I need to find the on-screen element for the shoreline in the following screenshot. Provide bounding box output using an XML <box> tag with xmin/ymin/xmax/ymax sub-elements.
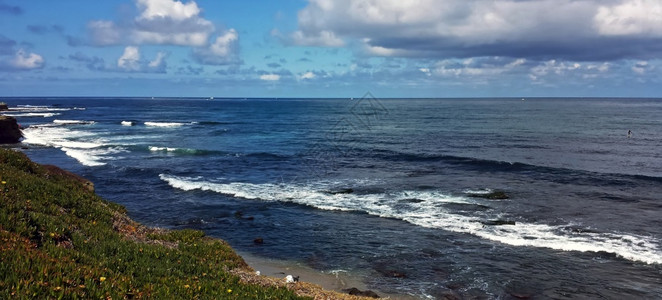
<box><xmin>0</xmin><ymin>147</ymin><xmax>381</xmax><ymax>299</ymax></box>
<box><xmin>238</xmin><ymin>251</ymin><xmax>418</xmax><ymax>300</ymax></box>
<box><xmin>239</xmin><ymin>251</ymin><xmax>417</xmax><ymax>299</ymax></box>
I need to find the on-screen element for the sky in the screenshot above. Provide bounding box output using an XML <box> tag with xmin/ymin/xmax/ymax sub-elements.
<box><xmin>0</xmin><ymin>0</ymin><xmax>661</xmax><ymax>98</ymax></box>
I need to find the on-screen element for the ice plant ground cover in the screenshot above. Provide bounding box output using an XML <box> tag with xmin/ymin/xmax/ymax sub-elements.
<box><xmin>0</xmin><ymin>148</ymin><xmax>306</xmax><ymax>299</ymax></box>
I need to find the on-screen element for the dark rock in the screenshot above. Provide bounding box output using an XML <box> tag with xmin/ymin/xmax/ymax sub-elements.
<box><xmin>503</xmin><ymin>280</ymin><xmax>540</xmax><ymax>299</ymax></box>
<box><xmin>234</xmin><ymin>211</ymin><xmax>255</xmax><ymax>221</ymax></box>
<box><xmin>400</xmin><ymin>198</ymin><xmax>425</xmax><ymax>203</ymax></box>
<box><xmin>482</xmin><ymin>220</ymin><xmax>516</xmax><ymax>226</ymax></box>
<box><xmin>253</xmin><ymin>237</ymin><xmax>264</xmax><ymax>245</ymax></box>
<box><xmin>0</xmin><ymin>102</ymin><xmax>8</xmax><ymax>111</ymax></box>
<box><xmin>468</xmin><ymin>190</ymin><xmax>509</xmax><ymax>200</ymax></box>
<box><xmin>439</xmin><ymin>291</ymin><xmax>462</xmax><ymax>300</ymax></box>
<box><xmin>343</xmin><ymin>287</ymin><xmax>380</xmax><ymax>298</ymax></box>
<box><xmin>377</xmin><ymin>269</ymin><xmax>407</xmax><ymax>278</ymax></box>
<box><xmin>324</xmin><ymin>188</ymin><xmax>354</xmax><ymax>195</ymax></box>
<box><xmin>0</xmin><ymin>116</ymin><xmax>22</xmax><ymax>144</ymax></box>
<box><xmin>42</xmin><ymin>165</ymin><xmax>94</xmax><ymax>192</ymax></box>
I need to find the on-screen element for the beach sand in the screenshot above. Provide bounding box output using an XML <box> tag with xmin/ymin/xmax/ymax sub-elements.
<box><xmin>239</xmin><ymin>252</ymin><xmax>418</xmax><ymax>299</ymax></box>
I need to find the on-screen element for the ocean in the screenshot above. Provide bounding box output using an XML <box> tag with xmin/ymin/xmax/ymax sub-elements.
<box><xmin>4</xmin><ymin>97</ymin><xmax>662</xmax><ymax>299</ymax></box>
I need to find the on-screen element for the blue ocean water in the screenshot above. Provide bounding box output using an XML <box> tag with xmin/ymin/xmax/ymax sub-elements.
<box><xmin>5</xmin><ymin>97</ymin><xmax>662</xmax><ymax>299</ymax></box>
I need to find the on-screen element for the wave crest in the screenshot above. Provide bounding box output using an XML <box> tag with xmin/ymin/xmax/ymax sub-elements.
<box><xmin>159</xmin><ymin>174</ymin><xmax>662</xmax><ymax>265</ymax></box>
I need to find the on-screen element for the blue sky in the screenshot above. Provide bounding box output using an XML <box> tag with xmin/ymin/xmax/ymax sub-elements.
<box><xmin>0</xmin><ymin>0</ymin><xmax>661</xmax><ymax>98</ymax></box>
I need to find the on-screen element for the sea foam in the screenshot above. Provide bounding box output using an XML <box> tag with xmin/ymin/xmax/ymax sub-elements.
<box><xmin>53</xmin><ymin>120</ymin><xmax>96</xmax><ymax>125</ymax></box>
<box><xmin>21</xmin><ymin>123</ymin><xmax>123</xmax><ymax>167</ymax></box>
<box><xmin>2</xmin><ymin>112</ymin><xmax>61</xmax><ymax>118</ymax></box>
<box><xmin>159</xmin><ymin>174</ymin><xmax>662</xmax><ymax>265</ymax></box>
<box><xmin>144</xmin><ymin>121</ymin><xmax>189</xmax><ymax>128</ymax></box>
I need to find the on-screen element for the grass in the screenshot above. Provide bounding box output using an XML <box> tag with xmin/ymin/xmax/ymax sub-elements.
<box><xmin>0</xmin><ymin>148</ymin><xmax>308</xmax><ymax>299</ymax></box>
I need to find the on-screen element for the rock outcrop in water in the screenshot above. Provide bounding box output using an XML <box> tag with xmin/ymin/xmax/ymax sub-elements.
<box><xmin>0</xmin><ymin>116</ymin><xmax>22</xmax><ymax>144</ymax></box>
<box><xmin>324</xmin><ymin>188</ymin><xmax>354</xmax><ymax>195</ymax></box>
<box><xmin>482</xmin><ymin>219</ymin><xmax>516</xmax><ymax>226</ymax></box>
<box><xmin>468</xmin><ymin>190</ymin><xmax>509</xmax><ymax>200</ymax></box>
<box><xmin>0</xmin><ymin>102</ymin><xmax>8</xmax><ymax>111</ymax></box>
<box><xmin>343</xmin><ymin>287</ymin><xmax>380</xmax><ymax>298</ymax></box>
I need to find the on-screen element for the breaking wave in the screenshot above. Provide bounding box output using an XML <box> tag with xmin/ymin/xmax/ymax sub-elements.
<box><xmin>159</xmin><ymin>174</ymin><xmax>662</xmax><ymax>265</ymax></box>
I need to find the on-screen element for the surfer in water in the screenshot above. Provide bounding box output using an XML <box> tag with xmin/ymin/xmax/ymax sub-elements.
<box><xmin>628</xmin><ymin>130</ymin><xmax>632</xmax><ymax>138</ymax></box>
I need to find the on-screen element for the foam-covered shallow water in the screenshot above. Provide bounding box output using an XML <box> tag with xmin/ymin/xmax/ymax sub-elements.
<box><xmin>6</xmin><ymin>97</ymin><xmax>662</xmax><ymax>299</ymax></box>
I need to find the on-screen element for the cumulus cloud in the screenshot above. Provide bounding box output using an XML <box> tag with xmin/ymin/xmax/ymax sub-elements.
<box><xmin>631</xmin><ymin>61</ymin><xmax>651</xmax><ymax>74</ymax></box>
<box><xmin>88</xmin><ymin>0</ymin><xmax>214</xmax><ymax>47</ymax></box>
<box><xmin>433</xmin><ymin>57</ymin><xmax>527</xmax><ymax>77</ymax></box>
<box><xmin>192</xmin><ymin>29</ymin><xmax>240</xmax><ymax>65</ymax></box>
<box><xmin>87</xmin><ymin>0</ymin><xmax>239</xmax><ymax>66</ymax></box>
<box><xmin>298</xmin><ymin>71</ymin><xmax>316</xmax><ymax>80</ymax></box>
<box><xmin>118</xmin><ymin>46</ymin><xmax>141</xmax><ymax>71</ymax></box>
<box><xmin>117</xmin><ymin>46</ymin><xmax>168</xmax><ymax>73</ymax></box>
<box><xmin>595</xmin><ymin>0</ymin><xmax>662</xmax><ymax>36</ymax></box>
<box><xmin>291</xmin><ymin>0</ymin><xmax>662</xmax><ymax>61</ymax></box>
<box><xmin>0</xmin><ymin>49</ymin><xmax>45</xmax><ymax>70</ymax></box>
<box><xmin>260</xmin><ymin>74</ymin><xmax>280</xmax><ymax>81</ymax></box>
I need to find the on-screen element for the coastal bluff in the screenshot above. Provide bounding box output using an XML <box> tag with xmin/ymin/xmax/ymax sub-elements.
<box><xmin>0</xmin><ymin>115</ymin><xmax>22</xmax><ymax>144</ymax></box>
<box><xmin>0</xmin><ymin>148</ymin><xmax>374</xmax><ymax>299</ymax></box>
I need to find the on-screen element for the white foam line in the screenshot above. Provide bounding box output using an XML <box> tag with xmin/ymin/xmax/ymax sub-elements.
<box><xmin>61</xmin><ymin>148</ymin><xmax>106</xmax><ymax>167</ymax></box>
<box><xmin>53</xmin><ymin>119</ymin><xmax>96</xmax><ymax>125</ymax></box>
<box><xmin>159</xmin><ymin>174</ymin><xmax>662</xmax><ymax>265</ymax></box>
<box><xmin>144</xmin><ymin>121</ymin><xmax>188</xmax><ymax>127</ymax></box>
<box><xmin>2</xmin><ymin>112</ymin><xmax>61</xmax><ymax>117</ymax></box>
<box><xmin>149</xmin><ymin>146</ymin><xmax>178</xmax><ymax>152</ymax></box>
<box><xmin>21</xmin><ymin>125</ymin><xmax>117</xmax><ymax>167</ymax></box>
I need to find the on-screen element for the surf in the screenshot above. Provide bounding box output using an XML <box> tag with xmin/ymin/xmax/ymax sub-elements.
<box><xmin>159</xmin><ymin>174</ymin><xmax>662</xmax><ymax>265</ymax></box>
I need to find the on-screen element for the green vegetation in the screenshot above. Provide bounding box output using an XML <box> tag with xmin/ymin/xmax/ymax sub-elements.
<box><xmin>0</xmin><ymin>148</ymin><xmax>305</xmax><ymax>299</ymax></box>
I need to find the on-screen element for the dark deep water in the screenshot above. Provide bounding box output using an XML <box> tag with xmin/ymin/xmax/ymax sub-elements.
<box><xmin>5</xmin><ymin>97</ymin><xmax>662</xmax><ymax>299</ymax></box>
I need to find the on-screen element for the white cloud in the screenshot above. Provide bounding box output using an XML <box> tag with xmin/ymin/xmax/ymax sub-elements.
<box><xmin>137</xmin><ymin>0</ymin><xmax>200</xmax><ymax>21</ymax></box>
<box><xmin>117</xmin><ymin>46</ymin><xmax>168</xmax><ymax>72</ymax></box>
<box><xmin>291</xmin><ymin>0</ymin><xmax>662</xmax><ymax>61</ymax></box>
<box><xmin>632</xmin><ymin>61</ymin><xmax>649</xmax><ymax>74</ymax></box>
<box><xmin>10</xmin><ymin>49</ymin><xmax>45</xmax><ymax>70</ymax></box>
<box><xmin>260</xmin><ymin>74</ymin><xmax>280</xmax><ymax>81</ymax></box>
<box><xmin>290</xmin><ymin>30</ymin><xmax>345</xmax><ymax>47</ymax></box>
<box><xmin>192</xmin><ymin>29</ymin><xmax>240</xmax><ymax>65</ymax></box>
<box><xmin>209</xmin><ymin>29</ymin><xmax>238</xmax><ymax>57</ymax></box>
<box><xmin>118</xmin><ymin>46</ymin><xmax>141</xmax><ymax>71</ymax></box>
<box><xmin>298</xmin><ymin>71</ymin><xmax>316</xmax><ymax>80</ymax></box>
<box><xmin>149</xmin><ymin>51</ymin><xmax>168</xmax><ymax>68</ymax></box>
<box><xmin>89</xmin><ymin>0</ymin><xmax>215</xmax><ymax>47</ymax></box>
<box><xmin>595</xmin><ymin>0</ymin><xmax>662</xmax><ymax>36</ymax></box>
<box><xmin>87</xmin><ymin>0</ymin><xmax>241</xmax><ymax>66</ymax></box>
<box><xmin>432</xmin><ymin>57</ymin><xmax>527</xmax><ymax>77</ymax></box>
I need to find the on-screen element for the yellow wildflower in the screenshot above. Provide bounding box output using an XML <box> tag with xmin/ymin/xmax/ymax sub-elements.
<box><xmin>1</xmin><ymin>181</ymin><xmax>6</xmax><ymax>184</ymax></box>
<box><xmin>227</xmin><ymin>289</ymin><xmax>232</xmax><ymax>293</ymax></box>
<box><xmin>184</xmin><ymin>284</ymin><xmax>190</xmax><ymax>289</ymax></box>
<box><xmin>99</xmin><ymin>277</ymin><xmax>106</xmax><ymax>282</ymax></box>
